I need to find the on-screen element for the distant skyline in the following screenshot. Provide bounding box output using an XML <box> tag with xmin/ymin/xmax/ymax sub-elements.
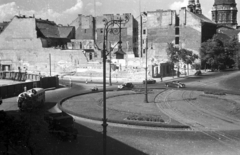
<box><xmin>0</xmin><ymin>0</ymin><xmax>240</xmax><ymax>25</ymax></box>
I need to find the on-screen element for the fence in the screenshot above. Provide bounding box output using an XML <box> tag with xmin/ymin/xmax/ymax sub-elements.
<box><xmin>0</xmin><ymin>72</ymin><xmax>59</xmax><ymax>99</ymax></box>
<box><xmin>0</xmin><ymin>71</ymin><xmax>40</xmax><ymax>81</ymax></box>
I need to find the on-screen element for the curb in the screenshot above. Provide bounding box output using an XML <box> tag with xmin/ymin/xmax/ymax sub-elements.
<box><xmin>57</xmin><ymin>89</ymin><xmax>190</xmax><ymax>129</ymax></box>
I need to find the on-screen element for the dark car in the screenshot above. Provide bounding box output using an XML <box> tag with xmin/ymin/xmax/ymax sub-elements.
<box><xmin>91</xmin><ymin>86</ymin><xmax>99</xmax><ymax>92</ymax></box>
<box><xmin>143</xmin><ymin>79</ymin><xmax>156</xmax><ymax>84</ymax></box>
<box><xmin>165</xmin><ymin>81</ymin><xmax>186</xmax><ymax>88</ymax></box>
<box><xmin>194</xmin><ymin>70</ymin><xmax>202</xmax><ymax>76</ymax></box>
<box><xmin>117</xmin><ymin>82</ymin><xmax>134</xmax><ymax>90</ymax></box>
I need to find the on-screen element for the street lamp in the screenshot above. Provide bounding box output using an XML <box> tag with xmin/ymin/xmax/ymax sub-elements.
<box><xmin>101</xmin><ymin>15</ymin><xmax>129</xmax><ymax>155</ymax></box>
<box><xmin>140</xmin><ymin>12</ymin><xmax>148</xmax><ymax>103</ymax></box>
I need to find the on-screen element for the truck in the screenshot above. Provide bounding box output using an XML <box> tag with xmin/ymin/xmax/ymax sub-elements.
<box><xmin>44</xmin><ymin>112</ymin><xmax>78</xmax><ymax>141</ymax></box>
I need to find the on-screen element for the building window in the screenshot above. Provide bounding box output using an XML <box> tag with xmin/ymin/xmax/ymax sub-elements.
<box><xmin>89</xmin><ymin>53</ymin><xmax>92</xmax><ymax>60</ymax></box>
<box><xmin>143</xmin><ymin>49</ymin><xmax>146</xmax><ymax>54</ymax></box>
<box><xmin>175</xmin><ymin>37</ymin><xmax>179</xmax><ymax>45</ymax></box>
<box><xmin>84</xmin><ymin>29</ymin><xmax>87</xmax><ymax>33</ymax></box>
<box><xmin>175</xmin><ymin>28</ymin><xmax>179</xmax><ymax>35</ymax></box>
<box><xmin>143</xmin><ymin>29</ymin><xmax>146</xmax><ymax>34</ymax></box>
<box><xmin>80</xmin><ymin>42</ymin><xmax>82</xmax><ymax>49</ymax></box>
<box><xmin>142</xmin><ymin>39</ymin><xmax>144</xmax><ymax>44</ymax></box>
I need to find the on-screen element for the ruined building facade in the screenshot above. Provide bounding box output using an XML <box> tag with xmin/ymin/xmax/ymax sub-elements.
<box><xmin>142</xmin><ymin>0</ymin><xmax>216</xmax><ymax>66</ymax></box>
<box><xmin>0</xmin><ymin>0</ymin><xmax>229</xmax><ymax>75</ymax></box>
<box><xmin>70</xmin><ymin>13</ymin><xmax>138</xmax><ymax>58</ymax></box>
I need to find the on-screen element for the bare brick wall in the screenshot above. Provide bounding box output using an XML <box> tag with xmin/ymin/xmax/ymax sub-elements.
<box><xmin>148</xmin><ymin>27</ymin><xmax>175</xmax><ymax>43</ymax></box>
<box><xmin>95</xmin><ymin>14</ymin><xmax>135</xmax><ymax>55</ymax></box>
<box><xmin>180</xmin><ymin>26</ymin><xmax>201</xmax><ymax>53</ymax></box>
<box><xmin>179</xmin><ymin>8</ymin><xmax>202</xmax><ymax>54</ymax></box>
<box><xmin>70</xmin><ymin>15</ymin><xmax>95</xmax><ymax>40</ymax></box>
<box><xmin>0</xmin><ymin>49</ymin><xmax>88</xmax><ymax>74</ymax></box>
<box><xmin>143</xmin><ymin>10</ymin><xmax>177</xmax><ymax>61</ymax></box>
<box><xmin>0</xmin><ymin>17</ymin><xmax>42</xmax><ymax>50</ymax></box>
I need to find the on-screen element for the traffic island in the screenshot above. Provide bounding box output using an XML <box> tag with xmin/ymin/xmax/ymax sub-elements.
<box><xmin>59</xmin><ymin>89</ymin><xmax>190</xmax><ymax>129</ymax></box>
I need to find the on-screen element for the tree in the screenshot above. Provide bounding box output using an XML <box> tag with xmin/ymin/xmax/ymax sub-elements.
<box><xmin>166</xmin><ymin>43</ymin><xmax>199</xmax><ymax>77</ymax></box>
<box><xmin>224</xmin><ymin>36</ymin><xmax>240</xmax><ymax>69</ymax></box>
<box><xmin>200</xmin><ymin>35</ymin><xmax>239</xmax><ymax>71</ymax></box>
<box><xmin>180</xmin><ymin>48</ymin><xmax>199</xmax><ymax>75</ymax></box>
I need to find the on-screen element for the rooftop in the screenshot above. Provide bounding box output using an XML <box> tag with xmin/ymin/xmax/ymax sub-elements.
<box><xmin>214</xmin><ymin>0</ymin><xmax>236</xmax><ymax>5</ymax></box>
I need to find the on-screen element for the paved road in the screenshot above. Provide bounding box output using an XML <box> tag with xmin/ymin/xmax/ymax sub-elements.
<box><xmin>1</xmin><ymin>70</ymin><xmax>240</xmax><ymax>155</ymax></box>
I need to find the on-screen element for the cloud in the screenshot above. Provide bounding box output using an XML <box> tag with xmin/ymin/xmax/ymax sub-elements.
<box><xmin>64</xmin><ymin>0</ymin><xmax>83</xmax><ymax>14</ymax></box>
<box><xmin>169</xmin><ymin>0</ymin><xmax>188</xmax><ymax>11</ymax></box>
<box><xmin>87</xmin><ymin>1</ymin><xmax>102</xmax><ymax>7</ymax></box>
<box><xmin>96</xmin><ymin>2</ymin><xmax>102</xmax><ymax>6</ymax></box>
<box><xmin>35</xmin><ymin>8</ymin><xmax>61</xmax><ymax>20</ymax></box>
<box><xmin>0</xmin><ymin>2</ymin><xmax>18</xmax><ymax>20</ymax></box>
<box><xmin>0</xmin><ymin>0</ymin><xmax>84</xmax><ymax>25</ymax></box>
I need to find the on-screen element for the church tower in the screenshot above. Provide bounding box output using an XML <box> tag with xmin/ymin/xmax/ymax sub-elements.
<box><xmin>188</xmin><ymin>0</ymin><xmax>196</xmax><ymax>13</ymax></box>
<box><xmin>212</xmin><ymin>0</ymin><xmax>238</xmax><ymax>28</ymax></box>
<box><xmin>195</xmin><ymin>0</ymin><xmax>202</xmax><ymax>14</ymax></box>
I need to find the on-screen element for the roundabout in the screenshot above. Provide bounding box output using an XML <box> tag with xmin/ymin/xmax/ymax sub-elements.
<box><xmin>59</xmin><ymin>86</ymin><xmax>240</xmax><ymax>131</ymax></box>
<box><xmin>60</xmin><ymin>89</ymin><xmax>189</xmax><ymax>129</ymax></box>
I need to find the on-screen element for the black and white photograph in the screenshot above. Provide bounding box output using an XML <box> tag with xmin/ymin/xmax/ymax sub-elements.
<box><xmin>0</xmin><ymin>0</ymin><xmax>240</xmax><ymax>154</ymax></box>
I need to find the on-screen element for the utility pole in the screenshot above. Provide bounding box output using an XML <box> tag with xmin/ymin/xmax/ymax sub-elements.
<box><xmin>140</xmin><ymin>15</ymin><xmax>143</xmax><ymax>57</ymax></box>
<box><xmin>145</xmin><ymin>37</ymin><xmax>148</xmax><ymax>103</ymax></box>
<box><xmin>140</xmin><ymin>12</ymin><xmax>148</xmax><ymax>103</ymax></box>
<box><xmin>49</xmin><ymin>53</ymin><xmax>51</xmax><ymax>76</ymax></box>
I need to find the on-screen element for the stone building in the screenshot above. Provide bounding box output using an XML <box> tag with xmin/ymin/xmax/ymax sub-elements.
<box><xmin>0</xmin><ymin>15</ymin><xmax>74</xmax><ymax>50</ymax></box>
<box><xmin>211</xmin><ymin>0</ymin><xmax>240</xmax><ymax>68</ymax></box>
<box><xmin>212</xmin><ymin>0</ymin><xmax>238</xmax><ymax>29</ymax></box>
<box><xmin>141</xmin><ymin>0</ymin><xmax>216</xmax><ymax>76</ymax></box>
<box><xmin>0</xmin><ymin>15</ymin><xmax>86</xmax><ymax>74</ymax></box>
<box><xmin>70</xmin><ymin>13</ymin><xmax>138</xmax><ymax>58</ymax></box>
<box><xmin>0</xmin><ymin>21</ymin><xmax>9</xmax><ymax>34</ymax></box>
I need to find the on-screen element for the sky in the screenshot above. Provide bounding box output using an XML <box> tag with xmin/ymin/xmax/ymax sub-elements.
<box><xmin>0</xmin><ymin>0</ymin><xmax>240</xmax><ymax>25</ymax></box>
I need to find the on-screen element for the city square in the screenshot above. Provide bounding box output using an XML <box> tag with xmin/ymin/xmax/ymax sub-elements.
<box><xmin>1</xmin><ymin>0</ymin><xmax>240</xmax><ymax>155</ymax></box>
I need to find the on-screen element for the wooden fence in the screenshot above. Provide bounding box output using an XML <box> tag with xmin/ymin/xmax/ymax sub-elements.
<box><xmin>0</xmin><ymin>72</ymin><xmax>59</xmax><ymax>99</ymax></box>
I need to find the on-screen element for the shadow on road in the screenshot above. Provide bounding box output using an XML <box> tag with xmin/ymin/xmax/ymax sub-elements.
<box><xmin>1</xmin><ymin>107</ymin><xmax>147</xmax><ymax>155</ymax></box>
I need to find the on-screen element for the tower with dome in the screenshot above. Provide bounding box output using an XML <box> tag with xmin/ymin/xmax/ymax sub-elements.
<box><xmin>212</xmin><ymin>0</ymin><xmax>238</xmax><ymax>28</ymax></box>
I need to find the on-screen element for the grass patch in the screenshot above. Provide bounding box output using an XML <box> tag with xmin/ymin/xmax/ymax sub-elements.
<box><xmin>126</xmin><ymin>114</ymin><xmax>164</xmax><ymax>123</ymax></box>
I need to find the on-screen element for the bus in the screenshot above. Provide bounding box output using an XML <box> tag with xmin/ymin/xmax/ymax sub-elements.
<box><xmin>17</xmin><ymin>88</ymin><xmax>45</xmax><ymax>111</ymax></box>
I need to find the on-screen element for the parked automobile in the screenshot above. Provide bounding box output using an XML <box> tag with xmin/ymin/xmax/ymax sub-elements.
<box><xmin>117</xmin><ymin>82</ymin><xmax>134</xmax><ymax>90</ymax></box>
<box><xmin>143</xmin><ymin>79</ymin><xmax>156</xmax><ymax>84</ymax></box>
<box><xmin>194</xmin><ymin>70</ymin><xmax>202</xmax><ymax>76</ymax></box>
<box><xmin>91</xmin><ymin>86</ymin><xmax>99</xmax><ymax>92</ymax></box>
<box><xmin>165</xmin><ymin>81</ymin><xmax>186</xmax><ymax>88</ymax></box>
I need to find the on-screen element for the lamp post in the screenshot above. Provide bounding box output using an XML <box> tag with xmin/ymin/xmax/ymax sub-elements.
<box><xmin>140</xmin><ymin>12</ymin><xmax>148</xmax><ymax>103</ymax></box>
<box><xmin>101</xmin><ymin>15</ymin><xmax>129</xmax><ymax>155</ymax></box>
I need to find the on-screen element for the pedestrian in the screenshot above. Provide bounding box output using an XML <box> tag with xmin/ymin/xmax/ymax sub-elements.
<box><xmin>160</xmin><ymin>75</ymin><xmax>163</xmax><ymax>82</ymax></box>
<box><xmin>85</xmin><ymin>79</ymin><xmax>88</xmax><ymax>84</ymax></box>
